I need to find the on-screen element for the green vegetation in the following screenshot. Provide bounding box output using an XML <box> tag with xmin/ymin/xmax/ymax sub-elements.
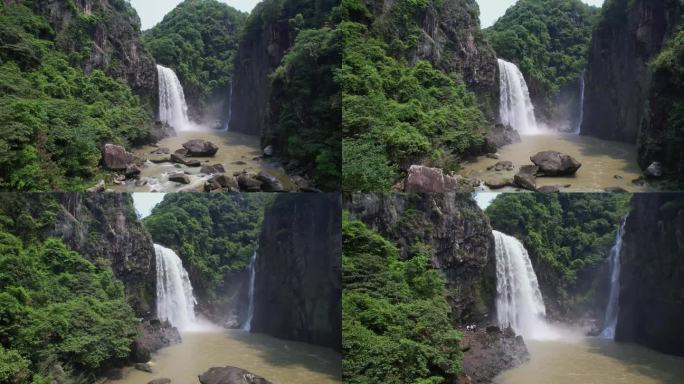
<box><xmin>343</xmin><ymin>214</ymin><xmax>462</xmax><ymax>383</ymax></box>
<box><xmin>487</xmin><ymin>0</ymin><xmax>598</xmax><ymax>112</ymax></box>
<box><xmin>0</xmin><ymin>194</ymin><xmax>136</xmax><ymax>383</ymax></box>
<box><xmin>143</xmin><ymin>194</ymin><xmax>273</xmax><ymax>309</ymax></box>
<box><xmin>341</xmin><ymin>0</ymin><xmax>489</xmax><ymax>191</ymax></box>
<box><xmin>485</xmin><ymin>193</ymin><xmax>631</xmax><ymax>312</ymax></box>
<box><xmin>144</xmin><ymin>0</ymin><xmax>246</xmax><ymax>116</ymax></box>
<box><xmin>0</xmin><ymin>2</ymin><xmax>151</xmax><ymax>191</ymax></box>
<box><xmin>271</xmin><ymin>25</ymin><xmax>341</xmax><ymax>190</ymax></box>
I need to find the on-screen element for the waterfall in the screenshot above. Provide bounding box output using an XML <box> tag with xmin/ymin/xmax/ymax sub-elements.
<box><xmin>498</xmin><ymin>59</ymin><xmax>540</xmax><ymax>134</ymax></box>
<box><xmin>241</xmin><ymin>250</ymin><xmax>257</xmax><ymax>331</ymax></box>
<box><xmin>224</xmin><ymin>82</ymin><xmax>233</xmax><ymax>131</ymax></box>
<box><xmin>574</xmin><ymin>73</ymin><xmax>585</xmax><ymax>134</ymax></box>
<box><xmin>157</xmin><ymin>64</ymin><xmax>191</xmax><ymax>131</ymax></box>
<box><xmin>494</xmin><ymin>230</ymin><xmax>557</xmax><ymax>339</ymax></box>
<box><xmin>155</xmin><ymin>244</ymin><xmax>198</xmax><ymax>331</ymax></box>
<box><xmin>600</xmin><ymin>216</ymin><xmax>628</xmax><ymax>338</ymax></box>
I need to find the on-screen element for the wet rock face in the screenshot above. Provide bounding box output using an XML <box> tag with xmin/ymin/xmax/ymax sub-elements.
<box><xmin>30</xmin><ymin>0</ymin><xmax>158</xmax><ymax>111</ymax></box>
<box><xmin>50</xmin><ymin>193</ymin><xmax>157</xmax><ymax>317</ymax></box>
<box><xmin>130</xmin><ymin>320</ymin><xmax>182</xmax><ymax>363</ymax></box>
<box><xmin>344</xmin><ymin>193</ymin><xmax>496</xmax><ymax>325</ymax></box>
<box><xmin>583</xmin><ymin>0</ymin><xmax>682</xmax><ymax>144</ymax></box>
<box><xmin>460</xmin><ymin>327</ymin><xmax>529</xmax><ymax>383</ymax></box>
<box><xmin>404</xmin><ymin>165</ymin><xmax>467</xmax><ymax>193</ymax></box>
<box><xmin>616</xmin><ymin>194</ymin><xmax>684</xmax><ymax>356</ymax></box>
<box><xmin>253</xmin><ymin>194</ymin><xmax>342</xmax><ymax>350</ymax></box>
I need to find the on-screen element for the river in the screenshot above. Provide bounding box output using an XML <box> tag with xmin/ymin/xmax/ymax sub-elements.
<box><xmin>495</xmin><ymin>338</ymin><xmax>684</xmax><ymax>384</ymax></box>
<box><xmin>114</xmin><ymin>330</ymin><xmax>341</xmax><ymax>384</ymax></box>
<box><xmin>460</xmin><ymin>133</ymin><xmax>651</xmax><ymax>192</ymax></box>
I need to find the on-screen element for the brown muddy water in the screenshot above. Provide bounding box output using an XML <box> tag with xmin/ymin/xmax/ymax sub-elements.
<box><xmin>460</xmin><ymin>133</ymin><xmax>652</xmax><ymax>192</ymax></box>
<box><xmin>112</xmin><ymin>130</ymin><xmax>293</xmax><ymax>192</ymax></box>
<box><xmin>113</xmin><ymin>330</ymin><xmax>341</xmax><ymax>384</ymax></box>
<box><xmin>495</xmin><ymin>338</ymin><xmax>684</xmax><ymax>384</ymax></box>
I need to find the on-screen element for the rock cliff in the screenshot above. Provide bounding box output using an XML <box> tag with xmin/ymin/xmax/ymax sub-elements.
<box><xmin>370</xmin><ymin>0</ymin><xmax>499</xmax><ymax>118</ymax></box>
<box><xmin>252</xmin><ymin>194</ymin><xmax>341</xmax><ymax>350</ymax></box>
<box><xmin>616</xmin><ymin>193</ymin><xmax>684</xmax><ymax>356</ymax></box>
<box><xmin>582</xmin><ymin>0</ymin><xmax>682</xmax><ymax>146</ymax></box>
<box><xmin>50</xmin><ymin>193</ymin><xmax>157</xmax><ymax>318</ymax></box>
<box><xmin>344</xmin><ymin>193</ymin><xmax>496</xmax><ymax>326</ymax></box>
<box><xmin>30</xmin><ymin>0</ymin><xmax>158</xmax><ymax>112</ymax></box>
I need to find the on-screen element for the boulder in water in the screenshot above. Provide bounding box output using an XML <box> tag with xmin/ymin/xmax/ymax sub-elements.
<box><xmin>644</xmin><ymin>161</ymin><xmax>663</xmax><ymax>178</ymax></box>
<box><xmin>206</xmin><ymin>174</ymin><xmax>239</xmax><ymax>192</ymax></box>
<box><xmin>148</xmin><ymin>379</ymin><xmax>171</xmax><ymax>384</ymax></box>
<box><xmin>103</xmin><ymin>144</ymin><xmax>132</xmax><ymax>170</ymax></box>
<box><xmin>201</xmin><ymin>164</ymin><xmax>226</xmax><ymax>174</ymax></box>
<box><xmin>483</xmin><ymin>176</ymin><xmax>512</xmax><ymax>190</ymax></box>
<box><xmin>485</xmin><ymin>124</ymin><xmax>521</xmax><ymax>151</ymax></box>
<box><xmin>170</xmin><ymin>153</ymin><xmax>201</xmax><ymax>167</ymax></box>
<box><xmin>530</xmin><ymin>151</ymin><xmax>581</xmax><ymax>176</ymax></box>
<box><xmin>256</xmin><ymin>172</ymin><xmax>284</xmax><ymax>192</ymax></box>
<box><xmin>236</xmin><ymin>172</ymin><xmax>263</xmax><ymax>192</ymax></box>
<box><xmin>514</xmin><ymin>165</ymin><xmax>538</xmax><ymax>191</ymax></box>
<box><xmin>536</xmin><ymin>185</ymin><xmax>562</xmax><ymax>193</ymax></box>
<box><xmin>182</xmin><ymin>140</ymin><xmax>219</xmax><ymax>157</ymax></box>
<box><xmin>135</xmin><ymin>363</ymin><xmax>153</xmax><ymax>373</ymax></box>
<box><xmin>487</xmin><ymin>161</ymin><xmax>514</xmax><ymax>172</ymax></box>
<box><xmin>125</xmin><ymin>164</ymin><xmax>142</xmax><ymax>179</ymax></box>
<box><xmin>198</xmin><ymin>366</ymin><xmax>272</xmax><ymax>384</ymax></box>
<box><xmin>169</xmin><ymin>173</ymin><xmax>191</xmax><ymax>184</ymax></box>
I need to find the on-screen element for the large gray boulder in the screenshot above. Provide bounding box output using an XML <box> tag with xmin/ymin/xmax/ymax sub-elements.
<box><xmin>514</xmin><ymin>165</ymin><xmax>538</xmax><ymax>191</ymax></box>
<box><xmin>103</xmin><ymin>144</ymin><xmax>132</xmax><ymax>170</ymax></box>
<box><xmin>530</xmin><ymin>151</ymin><xmax>581</xmax><ymax>176</ymax></box>
<box><xmin>198</xmin><ymin>367</ymin><xmax>272</xmax><ymax>384</ymax></box>
<box><xmin>182</xmin><ymin>140</ymin><xmax>219</xmax><ymax>157</ymax></box>
<box><xmin>405</xmin><ymin>165</ymin><xmax>464</xmax><ymax>193</ymax></box>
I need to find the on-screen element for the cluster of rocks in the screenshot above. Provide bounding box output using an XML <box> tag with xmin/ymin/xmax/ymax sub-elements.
<box><xmin>481</xmin><ymin>151</ymin><xmax>582</xmax><ymax>192</ymax></box>
<box><xmin>133</xmin><ymin>366</ymin><xmax>272</xmax><ymax>384</ymax></box>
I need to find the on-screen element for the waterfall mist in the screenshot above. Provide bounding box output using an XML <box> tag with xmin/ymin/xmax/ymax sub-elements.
<box><xmin>600</xmin><ymin>216</ymin><xmax>628</xmax><ymax>339</ymax></box>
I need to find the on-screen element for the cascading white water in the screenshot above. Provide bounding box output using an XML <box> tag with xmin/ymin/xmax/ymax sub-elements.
<box><xmin>574</xmin><ymin>73</ymin><xmax>585</xmax><ymax>134</ymax></box>
<box><xmin>155</xmin><ymin>244</ymin><xmax>198</xmax><ymax>331</ymax></box>
<box><xmin>224</xmin><ymin>82</ymin><xmax>233</xmax><ymax>131</ymax></box>
<box><xmin>157</xmin><ymin>64</ymin><xmax>191</xmax><ymax>131</ymax></box>
<box><xmin>494</xmin><ymin>230</ymin><xmax>558</xmax><ymax>340</ymax></box>
<box><xmin>241</xmin><ymin>250</ymin><xmax>257</xmax><ymax>331</ymax></box>
<box><xmin>600</xmin><ymin>216</ymin><xmax>628</xmax><ymax>339</ymax></box>
<box><xmin>498</xmin><ymin>59</ymin><xmax>541</xmax><ymax>134</ymax></box>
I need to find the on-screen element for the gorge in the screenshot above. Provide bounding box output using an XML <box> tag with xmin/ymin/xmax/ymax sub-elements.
<box><xmin>0</xmin><ymin>193</ymin><xmax>342</xmax><ymax>384</ymax></box>
<box><xmin>343</xmin><ymin>192</ymin><xmax>684</xmax><ymax>383</ymax></box>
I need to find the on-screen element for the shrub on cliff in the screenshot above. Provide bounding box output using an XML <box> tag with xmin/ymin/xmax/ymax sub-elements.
<box><xmin>343</xmin><ymin>215</ymin><xmax>462</xmax><ymax>383</ymax></box>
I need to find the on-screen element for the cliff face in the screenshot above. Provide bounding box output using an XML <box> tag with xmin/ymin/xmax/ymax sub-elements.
<box><xmin>344</xmin><ymin>193</ymin><xmax>496</xmax><ymax>325</ymax></box>
<box><xmin>50</xmin><ymin>193</ymin><xmax>157</xmax><ymax>318</ymax></box>
<box><xmin>31</xmin><ymin>0</ymin><xmax>158</xmax><ymax>112</ymax></box>
<box><xmin>582</xmin><ymin>0</ymin><xmax>682</xmax><ymax>145</ymax></box>
<box><xmin>616</xmin><ymin>193</ymin><xmax>684</xmax><ymax>356</ymax></box>
<box><xmin>253</xmin><ymin>194</ymin><xmax>341</xmax><ymax>350</ymax></box>
<box><xmin>229</xmin><ymin>3</ymin><xmax>295</xmax><ymax>136</ymax></box>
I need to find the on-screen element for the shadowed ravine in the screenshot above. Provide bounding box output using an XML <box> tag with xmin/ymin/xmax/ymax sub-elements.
<box><xmin>116</xmin><ymin>330</ymin><xmax>341</xmax><ymax>384</ymax></box>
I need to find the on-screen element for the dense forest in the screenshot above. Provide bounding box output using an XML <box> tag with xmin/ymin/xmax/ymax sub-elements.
<box><xmin>0</xmin><ymin>1</ymin><xmax>153</xmax><ymax>191</ymax></box>
<box><xmin>0</xmin><ymin>194</ymin><xmax>139</xmax><ymax>383</ymax></box>
<box><xmin>341</xmin><ymin>0</ymin><xmax>490</xmax><ymax>191</ymax></box>
<box><xmin>486</xmin><ymin>193</ymin><xmax>630</xmax><ymax>318</ymax></box>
